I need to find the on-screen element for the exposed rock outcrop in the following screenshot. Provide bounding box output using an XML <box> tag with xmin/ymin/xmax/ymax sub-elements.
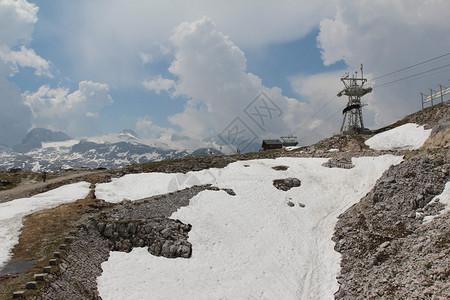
<box><xmin>273</xmin><ymin>178</ymin><xmax>301</xmax><ymax>191</ymax></box>
<box><xmin>99</xmin><ymin>218</ymin><xmax>192</xmax><ymax>258</ymax></box>
<box><xmin>333</xmin><ymin>152</ymin><xmax>449</xmax><ymax>299</ymax></box>
<box><xmin>322</xmin><ymin>157</ymin><xmax>354</xmax><ymax>169</ymax></box>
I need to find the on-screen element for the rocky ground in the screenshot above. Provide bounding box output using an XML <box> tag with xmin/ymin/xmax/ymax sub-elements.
<box><xmin>333</xmin><ymin>151</ymin><xmax>449</xmax><ymax>299</ymax></box>
<box><xmin>0</xmin><ymin>102</ymin><xmax>448</xmax><ymax>299</ymax></box>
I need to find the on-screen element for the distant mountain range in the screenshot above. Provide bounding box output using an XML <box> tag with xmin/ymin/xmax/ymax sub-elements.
<box><xmin>0</xmin><ymin>128</ymin><xmax>224</xmax><ymax>172</ymax></box>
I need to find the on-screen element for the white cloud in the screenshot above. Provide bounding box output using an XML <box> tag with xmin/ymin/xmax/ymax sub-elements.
<box><xmin>289</xmin><ymin>71</ymin><xmax>349</xmax><ymax>138</ymax></box>
<box><xmin>0</xmin><ymin>0</ymin><xmax>48</xmax><ymax>146</ymax></box>
<box><xmin>317</xmin><ymin>0</ymin><xmax>450</xmax><ymax>127</ymax></box>
<box><xmin>23</xmin><ymin>81</ymin><xmax>113</xmax><ymax>137</ymax></box>
<box><xmin>142</xmin><ymin>75</ymin><xmax>175</xmax><ymax>95</ymax></box>
<box><xmin>0</xmin><ymin>45</ymin><xmax>52</xmax><ymax>77</ymax></box>
<box><xmin>149</xmin><ymin>17</ymin><xmax>330</xmax><ymax>149</ymax></box>
<box><xmin>0</xmin><ymin>0</ymin><xmax>38</xmax><ymax>47</ymax></box>
<box><xmin>50</xmin><ymin>1</ymin><xmax>335</xmax><ymax>86</ymax></box>
<box><xmin>139</xmin><ymin>52</ymin><xmax>153</xmax><ymax>65</ymax></box>
<box><xmin>86</xmin><ymin>112</ymin><xmax>99</xmax><ymax>118</ymax></box>
<box><xmin>135</xmin><ymin>116</ymin><xmax>167</xmax><ymax>138</ymax></box>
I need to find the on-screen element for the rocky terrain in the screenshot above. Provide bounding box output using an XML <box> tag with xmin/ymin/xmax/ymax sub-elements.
<box><xmin>0</xmin><ymin>102</ymin><xmax>448</xmax><ymax>299</ymax></box>
<box><xmin>334</xmin><ymin>152</ymin><xmax>449</xmax><ymax>299</ymax></box>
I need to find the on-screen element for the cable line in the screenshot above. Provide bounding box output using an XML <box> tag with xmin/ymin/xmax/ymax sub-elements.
<box><xmin>298</xmin><ymin>107</ymin><xmax>341</xmax><ymax>145</ymax></box>
<box><xmin>373</xmin><ymin>64</ymin><xmax>450</xmax><ymax>89</ymax></box>
<box><xmin>370</xmin><ymin>52</ymin><xmax>450</xmax><ymax>81</ymax></box>
<box><xmin>289</xmin><ymin>95</ymin><xmax>337</xmax><ymax>137</ymax></box>
<box><xmin>290</xmin><ymin>53</ymin><xmax>450</xmax><ymax>146</ymax></box>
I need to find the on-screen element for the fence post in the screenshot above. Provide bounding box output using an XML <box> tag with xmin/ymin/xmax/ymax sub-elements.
<box><xmin>421</xmin><ymin>93</ymin><xmax>424</xmax><ymax>109</ymax></box>
<box><xmin>439</xmin><ymin>85</ymin><xmax>444</xmax><ymax>103</ymax></box>
<box><xmin>430</xmin><ymin>89</ymin><xmax>434</xmax><ymax>106</ymax></box>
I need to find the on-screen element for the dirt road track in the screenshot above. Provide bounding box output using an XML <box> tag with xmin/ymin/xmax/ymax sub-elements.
<box><xmin>0</xmin><ymin>171</ymin><xmax>96</xmax><ymax>204</ymax></box>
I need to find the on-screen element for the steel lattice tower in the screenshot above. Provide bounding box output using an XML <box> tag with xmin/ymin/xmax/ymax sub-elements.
<box><xmin>337</xmin><ymin>64</ymin><xmax>372</xmax><ymax>133</ymax></box>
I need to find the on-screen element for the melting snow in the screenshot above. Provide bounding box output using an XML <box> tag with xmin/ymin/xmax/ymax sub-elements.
<box><xmin>365</xmin><ymin>123</ymin><xmax>432</xmax><ymax>151</ymax></box>
<box><xmin>423</xmin><ymin>182</ymin><xmax>450</xmax><ymax>223</ymax></box>
<box><xmin>97</xmin><ymin>155</ymin><xmax>403</xmax><ymax>299</ymax></box>
<box><xmin>0</xmin><ymin>182</ymin><xmax>91</xmax><ymax>268</ymax></box>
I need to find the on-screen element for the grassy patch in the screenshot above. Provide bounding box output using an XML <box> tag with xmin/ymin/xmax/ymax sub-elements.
<box><xmin>0</xmin><ymin>191</ymin><xmax>102</xmax><ymax>299</ymax></box>
<box><xmin>0</xmin><ymin>171</ymin><xmax>48</xmax><ymax>191</ymax></box>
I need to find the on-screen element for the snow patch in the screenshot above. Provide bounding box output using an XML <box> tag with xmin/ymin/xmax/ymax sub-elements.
<box><xmin>97</xmin><ymin>155</ymin><xmax>402</xmax><ymax>299</ymax></box>
<box><xmin>96</xmin><ymin>170</ymin><xmax>219</xmax><ymax>203</ymax></box>
<box><xmin>0</xmin><ymin>182</ymin><xmax>91</xmax><ymax>269</ymax></box>
<box><xmin>41</xmin><ymin>139</ymin><xmax>79</xmax><ymax>149</ymax></box>
<box><xmin>423</xmin><ymin>182</ymin><xmax>450</xmax><ymax>223</ymax></box>
<box><xmin>285</xmin><ymin>146</ymin><xmax>301</xmax><ymax>151</ymax></box>
<box><xmin>365</xmin><ymin>123</ymin><xmax>432</xmax><ymax>151</ymax></box>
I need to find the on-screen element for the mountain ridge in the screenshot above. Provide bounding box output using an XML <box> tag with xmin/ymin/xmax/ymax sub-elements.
<box><xmin>0</xmin><ymin>128</ymin><xmax>224</xmax><ymax>172</ymax></box>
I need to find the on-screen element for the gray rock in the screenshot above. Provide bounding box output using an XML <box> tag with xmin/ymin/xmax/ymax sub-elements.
<box><xmin>334</xmin><ymin>152</ymin><xmax>449</xmax><ymax>299</ymax></box>
<box><xmin>103</xmin><ymin>224</ymin><xmax>114</xmax><ymax>237</ymax></box>
<box><xmin>273</xmin><ymin>178</ymin><xmax>301</xmax><ymax>191</ymax></box>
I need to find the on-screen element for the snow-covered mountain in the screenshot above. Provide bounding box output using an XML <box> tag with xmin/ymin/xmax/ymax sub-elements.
<box><xmin>0</xmin><ymin>128</ymin><xmax>222</xmax><ymax>172</ymax></box>
<box><xmin>13</xmin><ymin>128</ymin><xmax>72</xmax><ymax>153</ymax></box>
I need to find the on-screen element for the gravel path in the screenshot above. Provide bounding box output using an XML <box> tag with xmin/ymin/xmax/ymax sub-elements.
<box><xmin>0</xmin><ymin>171</ymin><xmax>97</xmax><ymax>203</ymax></box>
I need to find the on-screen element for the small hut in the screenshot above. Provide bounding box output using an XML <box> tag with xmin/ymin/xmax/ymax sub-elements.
<box><xmin>262</xmin><ymin>139</ymin><xmax>282</xmax><ymax>151</ymax></box>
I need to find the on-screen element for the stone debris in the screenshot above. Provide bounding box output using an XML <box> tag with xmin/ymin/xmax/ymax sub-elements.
<box><xmin>272</xmin><ymin>165</ymin><xmax>289</xmax><ymax>171</ymax></box>
<box><xmin>33</xmin><ymin>273</ymin><xmax>47</xmax><ymax>282</ymax></box>
<box><xmin>333</xmin><ymin>152</ymin><xmax>449</xmax><ymax>299</ymax></box>
<box><xmin>273</xmin><ymin>178</ymin><xmax>301</xmax><ymax>191</ymax></box>
<box><xmin>25</xmin><ymin>281</ymin><xmax>37</xmax><ymax>290</ymax></box>
<box><xmin>98</xmin><ymin>218</ymin><xmax>192</xmax><ymax>258</ymax></box>
<box><xmin>12</xmin><ymin>291</ymin><xmax>26</xmax><ymax>299</ymax></box>
<box><xmin>322</xmin><ymin>157</ymin><xmax>354</xmax><ymax>169</ymax></box>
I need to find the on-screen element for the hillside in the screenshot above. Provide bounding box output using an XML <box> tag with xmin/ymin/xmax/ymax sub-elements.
<box><xmin>0</xmin><ymin>102</ymin><xmax>448</xmax><ymax>299</ymax></box>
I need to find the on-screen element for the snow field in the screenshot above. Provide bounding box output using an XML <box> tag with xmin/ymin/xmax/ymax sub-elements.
<box><xmin>365</xmin><ymin>123</ymin><xmax>432</xmax><ymax>151</ymax></box>
<box><xmin>95</xmin><ymin>169</ymin><xmax>220</xmax><ymax>203</ymax></box>
<box><xmin>97</xmin><ymin>155</ymin><xmax>403</xmax><ymax>299</ymax></box>
<box><xmin>0</xmin><ymin>182</ymin><xmax>91</xmax><ymax>269</ymax></box>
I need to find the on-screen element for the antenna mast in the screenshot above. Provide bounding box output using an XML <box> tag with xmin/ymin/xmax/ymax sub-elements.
<box><xmin>337</xmin><ymin>64</ymin><xmax>372</xmax><ymax>133</ymax></box>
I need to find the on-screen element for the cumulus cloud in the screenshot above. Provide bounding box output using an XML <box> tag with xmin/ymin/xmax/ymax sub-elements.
<box><xmin>0</xmin><ymin>0</ymin><xmax>52</xmax><ymax>146</ymax></box>
<box><xmin>0</xmin><ymin>0</ymin><xmax>38</xmax><ymax>47</ymax></box>
<box><xmin>289</xmin><ymin>71</ymin><xmax>351</xmax><ymax>136</ymax></box>
<box><xmin>142</xmin><ymin>75</ymin><xmax>175</xmax><ymax>94</ymax></box>
<box><xmin>50</xmin><ymin>0</ymin><xmax>335</xmax><ymax>86</ymax></box>
<box><xmin>147</xmin><ymin>17</ymin><xmax>331</xmax><ymax>150</ymax></box>
<box><xmin>0</xmin><ymin>45</ymin><xmax>52</xmax><ymax>76</ymax></box>
<box><xmin>316</xmin><ymin>0</ymin><xmax>450</xmax><ymax>127</ymax></box>
<box><xmin>135</xmin><ymin>116</ymin><xmax>167</xmax><ymax>139</ymax></box>
<box><xmin>0</xmin><ymin>0</ymin><xmax>51</xmax><ymax>76</ymax></box>
<box><xmin>23</xmin><ymin>81</ymin><xmax>113</xmax><ymax>137</ymax></box>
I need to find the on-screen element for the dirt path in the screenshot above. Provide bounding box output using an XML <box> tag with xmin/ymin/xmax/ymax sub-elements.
<box><xmin>0</xmin><ymin>171</ymin><xmax>96</xmax><ymax>204</ymax></box>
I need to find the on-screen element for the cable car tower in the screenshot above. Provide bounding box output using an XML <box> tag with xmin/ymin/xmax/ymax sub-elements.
<box><xmin>337</xmin><ymin>64</ymin><xmax>372</xmax><ymax>134</ymax></box>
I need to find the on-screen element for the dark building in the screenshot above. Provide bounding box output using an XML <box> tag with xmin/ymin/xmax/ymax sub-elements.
<box><xmin>262</xmin><ymin>139</ymin><xmax>283</xmax><ymax>151</ymax></box>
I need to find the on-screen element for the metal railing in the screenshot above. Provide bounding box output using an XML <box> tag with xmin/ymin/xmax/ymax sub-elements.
<box><xmin>421</xmin><ymin>84</ymin><xmax>450</xmax><ymax>109</ymax></box>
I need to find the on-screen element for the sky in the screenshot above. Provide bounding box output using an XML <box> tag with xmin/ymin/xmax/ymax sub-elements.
<box><xmin>1</xmin><ymin>0</ymin><xmax>450</xmax><ymax>151</ymax></box>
